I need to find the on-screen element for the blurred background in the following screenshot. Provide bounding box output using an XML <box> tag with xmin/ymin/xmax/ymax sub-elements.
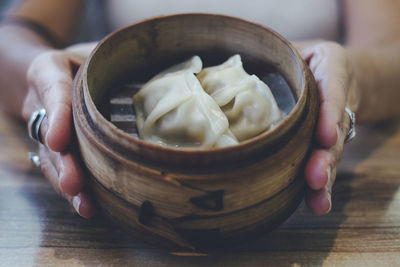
<box><xmin>0</xmin><ymin>0</ymin><xmax>17</xmax><ymax>19</ymax></box>
<box><xmin>0</xmin><ymin>0</ymin><xmax>107</xmax><ymax>42</ymax></box>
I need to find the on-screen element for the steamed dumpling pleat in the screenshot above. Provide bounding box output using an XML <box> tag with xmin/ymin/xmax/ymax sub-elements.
<box><xmin>133</xmin><ymin>56</ymin><xmax>238</xmax><ymax>149</ymax></box>
<box><xmin>197</xmin><ymin>54</ymin><xmax>281</xmax><ymax>141</ymax></box>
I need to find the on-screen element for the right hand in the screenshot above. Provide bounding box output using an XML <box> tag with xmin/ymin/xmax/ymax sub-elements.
<box><xmin>22</xmin><ymin>42</ymin><xmax>97</xmax><ymax>218</ymax></box>
<box><xmin>294</xmin><ymin>41</ymin><xmax>359</xmax><ymax>215</ymax></box>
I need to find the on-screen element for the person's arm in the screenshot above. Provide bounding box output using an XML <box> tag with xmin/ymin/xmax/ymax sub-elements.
<box><xmin>344</xmin><ymin>0</ymin><xmax>400</xmax><ymax>122</ymax></box>
<box><xmin>0</xmin><ymin>0</ymin><xmax>85</xmax><ymax>116</ymax></box>
<box><xmin>0</xmin><ymin>0</ymin><xmax>96</xmax><ymax>218</ymax></box>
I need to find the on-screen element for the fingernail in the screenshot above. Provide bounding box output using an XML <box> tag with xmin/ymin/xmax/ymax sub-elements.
<box><xmin>326</xmin><ymin>191</ymin><xmax>332</xmax><ymax>213</ymax></box>
<box><xmin>58</xmin><ymin>172</ymin><xmax>64</xmax><ymax>192</ymax></box>
<box><xmin>322</xmin><ymin>184</ymin><xmax>332</xmax><ymax>214</ymax></box>
<box><xmin>326</xmin><ymin>166</ymin><xmax>331</xmax><ymax>187</ymax></box>
<box><xmin>72</xmin><ymin>195</ymin><xmax>81</xmax><ymax>215</ymax></box>
<box><xmin>58</xmin><ymin>159</ymin><xmax>65</xmax><ymax>192</ymax></box>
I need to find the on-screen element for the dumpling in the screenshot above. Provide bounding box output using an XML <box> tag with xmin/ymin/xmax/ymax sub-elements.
<box><xmin>197</xmin><ymin>54</ymin><xmax>282</xmax><ymax>141</ymax></box>
<box><xmin>133</xmin><ymin>56</ymin><xmax>238</xmax><ymax>149</ymax></box>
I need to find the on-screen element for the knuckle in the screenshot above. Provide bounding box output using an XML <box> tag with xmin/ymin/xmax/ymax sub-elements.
<box><xmin>27</xmin><ymin>52</ymin><xmax>73</xmax><ymax>108</ymax></box>
<box><xmin>27</xmin><ymin>51</ymin><xmax>58</xmax><ymax>83</ymax></box>
<box><xmin>314</xmin><ymin>41</ymin><xmax>346</xmax><ymax>59</ymax></box>
<box><xmin>27</xmin><ymin>50</ymin><xmax>70</xmax><ymax>91</ymax></box>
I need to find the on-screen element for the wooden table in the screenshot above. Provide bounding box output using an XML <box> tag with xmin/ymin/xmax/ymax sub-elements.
<box><xmin>1</xmin><ymin>110</ymin><xmax>399</xmax><ymax>266</ymax></box>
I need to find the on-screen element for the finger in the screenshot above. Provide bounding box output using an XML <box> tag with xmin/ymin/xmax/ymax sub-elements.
<box><xmin>22</xmin><ymin>88</ymin><xmax>51</xmax><ymax>146</ymax></box>
<box><xmin>316</xmin><ymin>103</ymin><xmax>341</xmax><ymax>148</ymax></box>
<box><xmin>306</xmin><ymin>188</ymin><xmax>331</xmax><ymax>216</ymax></box>
<box><xmin>306</xmin><ymin>162</ymin><xmax>336</xmax><ymax>216</ymax></box>
<box><xmin>66</xmin><ymin>42</ymin><xmax>97</xmax><ymax>59</ymax></box>
<box><xmin>27</xmin><ymin>48</ymin><xmax>92</xmax><ymax>152</ymax></box>
<box><xmin>305</xmin><ymin>112</ymin><xmax>349</xmax><ymax>189</ymax></box>
<box><xmin>44</xmin><ymin>146</ymin><xmax>85</xmax><ymax>197</ymax></box>
<box><xmin>305</xmin><ymin>114</ymin><xmax>350</xmax><ymax>215</ymax></box>
<box><xmin>66</xmin><ymin>43</ymin><xmax>97</xmax><ymax>75</ymax></box>
<box><xmin>304</xmin><ymin>149</ymin><xmax>332</xmax><ymax>190</ymax></box>
<box><xmin>72</xmin><ymin>192</ymin><xmax>96</xmax><ymax>219</ymax></box>
<box><xmin>306</xmin><ymin>165</ymin><xmax>337</xmax><ymax>216</ymax></box>
<box><xmin>59</xmin><ymin>151</ymin><xmax>86</xmax><ymax>196</ymax></box>
<box><xmin>312</xmin><ymin>49</ymin><xmax>347</xmax><ymax>148</ymax></box>
<box><xmin>38</xmin><ymin>145</ymin><xmax>95</xmax><ymax>218</ymax></box>
<box><xmin>27</xmin><ymin>51</ymin><xmax>75</xmax><ymax>151</ymax></box>
<box><xmin>38</xmin><ymin>144</ymin><xmax>64</xmax><ymax>196</ymax></box>
<box><xmin>297</xmin><ymin>42</ymin><xmax>350</xmax><ymax>148</ymax></box>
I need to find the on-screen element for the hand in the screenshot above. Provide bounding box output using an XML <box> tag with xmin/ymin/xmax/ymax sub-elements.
<box><xmin>294</xmin><ymin>40</ymin><xmax>360</xmax><ymax>215</ymax></box>
<box><xmin>22</xmin><ymin>42</ymin><xmax>97</xmax><ymax>218</ymax></box>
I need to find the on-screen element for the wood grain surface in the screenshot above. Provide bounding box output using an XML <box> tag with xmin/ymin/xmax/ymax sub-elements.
<box><xmin>1</xmin><ymin>109</ymin><xmax>399</xmax><ymax>266</ymax></box>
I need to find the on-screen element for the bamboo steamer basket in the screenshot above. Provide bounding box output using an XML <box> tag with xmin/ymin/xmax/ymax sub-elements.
<box><xmin>72</xmin><ymin>14</ymin><xmax>319</xmax><ymax>250</ymax></box>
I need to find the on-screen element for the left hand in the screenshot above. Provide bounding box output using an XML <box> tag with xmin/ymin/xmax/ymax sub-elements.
<box><xmin>22</xmin><ymin>43</ymin><xmax>97</xmax><ymax>218</ymax></box>
<box><xmin>294</xmin><ymin>40</ymin><xmax>359</xmax><ymax>215</ymax></box>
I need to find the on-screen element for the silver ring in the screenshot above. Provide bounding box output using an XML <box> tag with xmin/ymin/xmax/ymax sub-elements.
<box><xmin>344</xmin><ymin>107</ymin><xmax>356</xmax><ymax>143</ymax></box>
<box><xmin>27</xmin><ymin>108</ymin><xmax>46</xmax><ymax>144</ymax></box>
<box><xmin>28</xmin><ymin>152</ymin><xmax>40</xmax><ymax>167</ymax></box>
